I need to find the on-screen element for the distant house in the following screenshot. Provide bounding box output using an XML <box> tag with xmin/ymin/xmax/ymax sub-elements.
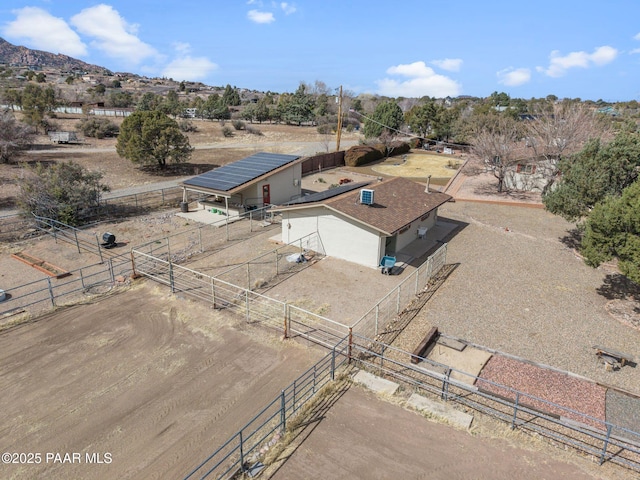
<box><xmin>180</xmin><ymin>152</ymin><xmax>302</xmax><ymax>217</ymax></box>
<box><xmin>272</xmin><ymin>177</ymin><xmax>451</xmax><ymax>268</ymax></box>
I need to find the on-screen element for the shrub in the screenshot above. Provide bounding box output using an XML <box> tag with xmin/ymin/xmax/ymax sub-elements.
<box><xmin>221</xmin><ymin>126</ymin><xmax>234</xmax><ymax>137</ymax></box>
<box><xmin>232</xmin><ymin>120</ymin><xmax>246</xmax><ymax>130</ymax></box>
<box><xmin>178</xmin><ymin>119</ymin><xmax>197</xmax><ymax>132</ymax></box>
<box><xmin>317</xmin><ymin>124</ymin><xmax>332</xmax><ymax>134</ymax></box>
<box><xmin>76</xmin><ymin>117</ymin><xmax>119</xmax><ymax>139</ymax></box>
<box><xmin>344</xmin><ymin>145</ymin><xmax>384</xmax><ymax>167</ymax></box>
<box><xmin>246</xmin><ymin>126</ymin><xmax>263</xmax><ymax>136</ymax></box>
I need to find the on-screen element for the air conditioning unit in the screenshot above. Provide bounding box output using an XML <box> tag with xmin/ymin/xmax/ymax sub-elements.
<box><xmin>360</xmin><ymin>189</ymin><xmax>374</xmax><ymax>205</ymax></box>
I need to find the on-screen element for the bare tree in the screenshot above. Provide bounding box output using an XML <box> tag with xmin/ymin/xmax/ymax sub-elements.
<box><xmin>524</xmin><ymin>101</ymin><xmax>610</xmax><ymax>188</ymax></box>
<box><xmin>0</xmin><ymin>110</ymin><xmax>33</xmax><ymax>163</ymax></box>
<box><xmin>471</xmin><ymin>115</ymin><xmax>522</xmax><ymax>193</ymax></box>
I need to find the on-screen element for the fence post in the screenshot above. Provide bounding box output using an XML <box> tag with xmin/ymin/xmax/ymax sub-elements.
<box><xmin>46</xmin><ymin>277</ymin><xmax>56</xmax><ymax>307</ymax></box>
<box><xmin>246</xmin><ymin>263</ymin><xmax>251</xmax><ymax>291</ymax></box>
<box><xmin>441</xmin><ymin>368</ymin><xmax>451</xmax><ymax>401</ymax></box>
<box><xmin>348</xmin><ymin>327</ymin><xmax>353</xmax><ymax>364</ymax></box>
<box><xmin>96</xmin><ymin>234</ymin><xmax>104</xmax><ymax>263</ymax></box>
<box><xmin>239</xmin><ymin>430</ymin><xmax>245</xmax><ymax>473</ymax></box>
<box><xmin>245</xmin><ymin>290</ymin><xmax>250</xmax><ymax>322</ymax></box>
<box><xmin>74</xmin><ymin>229</ymin><xmax>81</xmax><ymax>254</ymax></box>
<box><xmin>130</xmin><ymin>250</ymin><xmax>137</xmax><ymax>278</ymax></box>
<box><xmin>283</xmin><ymin>302</ymin><xmax>288</xmax><ymax>339</ymax></box>
<box><xmin>313</xmin><ymin>364</ymin><xmax>317</xmax><ymax>394</ymax></box>
<box><xmin>199</xmin><ymin>227</ymin><xmax>203</xmax><ymax>253</ymax></box>
<box><xmin>80</xmin><ymin>268</ymin><xmax>85</xmax><ymax>289</ymax></box>
<box><xmin>511</xmin><ymin>392</ymin><xmax>520</xmax><ymax>430</ymax></box>
<box><xmin>280</xmin><ymin>390</ymin><xmax>286</xmax><ymax>431</ymax></box>
<box><xmin>108</xmin><ymin>258</ymin><xmax>115</xmax><ymax>283</ymax></box>
<box><xmin>396</xmin><ymin>286</ymin><xmax>401</xmax><ymax>314</ymax></box>
<box><xmin>331</xmin><ymin>346</ymin><xmax>336</xmax><ymax>380</ymax></box>
<box><xmin>169</xmin><ymin>261</ymin><xmax>175</xmax><ymax>293</ymax></box>
<box><xmin>599</xmin><ymin>424</ymin><xmax>613</xmax><ymax>465</ymax></box>
<box><xmin>211</xmin><ymin>277</ymin><xmax>216</xmax><ymax>308</ymax></box>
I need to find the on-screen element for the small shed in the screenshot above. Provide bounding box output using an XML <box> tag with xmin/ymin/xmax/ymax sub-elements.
<box><xmin>272</xmin><ymin>177</ymin><xmax>452</xmax><ymax>268</ymax></box>
<box><xmin>180</xmin><ymin>152</ymin><xmax>302</xmax><ymax>217</ymax></box>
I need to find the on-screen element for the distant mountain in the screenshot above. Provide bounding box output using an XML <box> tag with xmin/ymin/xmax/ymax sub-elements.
<box><xmin>0</xmin><ymin>37</ymin><xmax>107</xmax><ymax>73</ymax></box>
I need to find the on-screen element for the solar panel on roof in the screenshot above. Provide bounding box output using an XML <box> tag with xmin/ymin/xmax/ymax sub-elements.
<box><xmin>183</xmin><ymin>152</ymin><xmax>300</xmax><ymax>192</ymax></box>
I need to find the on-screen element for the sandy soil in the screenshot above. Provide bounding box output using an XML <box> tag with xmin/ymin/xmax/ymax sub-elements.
<box><xmin>0</xmin><ymin>282</ymin><xmax>321</xmax><ymax>479</ymax></box>
<box><xmin>268</xmin><ymin>386</ymin><xmax>612</xmax><ymax>480</ymax></box>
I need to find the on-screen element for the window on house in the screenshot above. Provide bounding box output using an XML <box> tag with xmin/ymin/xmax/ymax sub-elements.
<box><xmin>516</xmin><ymin>164</ymin><xmax>536</xmax><ymax>174</ymax></box>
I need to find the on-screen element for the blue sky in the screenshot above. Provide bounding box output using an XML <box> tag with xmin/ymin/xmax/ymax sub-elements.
<box><xmin>1</xmin><ymin>1</ymin><xmax>640</xmax><ymax>101</ymax></box>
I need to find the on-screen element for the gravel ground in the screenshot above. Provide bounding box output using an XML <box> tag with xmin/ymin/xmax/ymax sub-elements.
<box><xmin>475</xmin><ymin>354</ymin><xmax>607</xmax><ymax>429</ymax></box>
<box><xmin>415</xmin><ymin>200</ymin><xmax>640</xmax><ymax>395</ymax></box>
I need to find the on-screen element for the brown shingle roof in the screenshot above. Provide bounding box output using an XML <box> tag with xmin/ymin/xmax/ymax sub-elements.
<box><xmin>277</xmin><ymin>177</ymin><xmax>452</xmax><ymax>235</ymax></box>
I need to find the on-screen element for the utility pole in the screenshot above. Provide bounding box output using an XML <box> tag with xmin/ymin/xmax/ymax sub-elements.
<box><xmin>335</xmin><ymin>85</ymin><xmax>343</xmax><ymax>152</ymax></box>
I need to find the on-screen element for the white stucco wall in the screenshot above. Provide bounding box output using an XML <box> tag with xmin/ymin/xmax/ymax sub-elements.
<box><xmin>281</xmin><ymin>207</ymin><xmax>383</xmax><ymax>268</ymax></box>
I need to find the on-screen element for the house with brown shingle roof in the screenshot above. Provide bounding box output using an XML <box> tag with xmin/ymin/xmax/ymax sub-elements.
<box><xmin>272</xmin><ymin>176</ymin><xmax>451</xmax><ymax>268</ymax></box>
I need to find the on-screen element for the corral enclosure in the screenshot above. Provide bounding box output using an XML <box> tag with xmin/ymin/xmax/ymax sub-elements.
<box><xmin>0</xmin><ymin>284</ymin><xmax>322</xmax><ymax>479</ymax></box>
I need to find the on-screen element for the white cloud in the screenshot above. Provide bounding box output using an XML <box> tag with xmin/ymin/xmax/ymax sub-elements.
<box><xmin>247</xmin><ymin>10</ymin><xmax>275</xmax><ymax>24</ymax></box>
<box><xmin>162</xmin><ymin>56</ymin><xmax>218</xmax><ymax>82</ymax></box>
<box><xmin>280</xmin><ymin>2</ymin><xmax>297</xmax><ymax>14</ymax></box>
<box><xmin>431</xmin><ymin>58</ymin><xmax>462</xmax><ymax>72</ymax></box>
<box><xmin>497</xmin><ymin>67</ymin><xmax>531</xmax><ymax>86</ymax></box>
<box><xmin>2</xmin><ymin>7</ymin><xmax>87</xmax><ymax>57</ymax></box>
<box><xmin>538</xmin><ymin>46</ymin><xmax>618</xmax><ymax>77</ymax></box>
<box><xmin>376</xmin><ymin>61</ymin><xmax>461</xmax><ymax>97</ymax></box>
<box><xmin>634</xmin><ymin>32</ymin><xmax>640</xmax><ymax>41</ymax></box>
<box><xmin>172</xmin><ymin>42</ymin><xmax>192</xmax><ymax>55</ymax></box>
<box><xmin>70</xmin><ymin>4</ymin><xmax>158</xmax><ymax>65</ymax></box>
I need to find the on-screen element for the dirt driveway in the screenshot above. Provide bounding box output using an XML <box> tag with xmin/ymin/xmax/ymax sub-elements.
<box><xmin>0</xmin><ymin>283</ymin><xmax>321</xmax><ymax>479</ymax></box>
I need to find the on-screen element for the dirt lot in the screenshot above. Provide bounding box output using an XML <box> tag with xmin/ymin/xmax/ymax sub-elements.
<box><xmin>268</xmin><ymin>386</ymin><xmax>620</xmax><ymax>480</ymax></box>
<box><xmin>0</xmin><ymin>282</ymin><xmax>322</xmax><ymax>479</ymax></box>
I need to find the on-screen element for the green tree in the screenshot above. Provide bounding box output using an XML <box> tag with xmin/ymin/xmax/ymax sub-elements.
<box><xmin>116</xmin><ymin>111</ymin><xmax>193</xmax><ymax>168</ymax></box>
<box><xmin>543</xmin><ymin>132</ymin><xmax>640</xmax><ymax>221</ymax></box>
<box><xmin>405</xmin><ymin>100</ymin><xmax>437</xmax><ymax>137</ymax></box>
<box><xmin>137</xmin><ymin>92</ymin><xmax>161</xmax><ymax>111</ymax></box>
<box><xmin>159</xmin><ymin>90</ymin><xmax>183</xmax><ymax>117</ymax></box>
<box><xmin>580</xmin><ymin>181</ymin><xmax>640</xmax><ymax>284</ymax></box>
<box><xmin>221</xmin><ymin>84</ymin><xmax>241</xmax><ymax>107</ymax></box>
<box><xmin>280</xmin><ymin>84</ymin><xmax>315</xmax><ymax>126</ymax></box>
<box><xmin>363</xmin><ymin>100</ymin><xmax>403</xmax><ymax>138</ymax></box>
<box><xmin>0</xmin><ymin>110</ymin><xmax>33</xmax><ymax>163</ymax></box>
<box><xmin>21</xmin><ymin>84</ymin><xmax>57</xmax><ymax>132</ymax></box>
<box><xmin>35</xmin><ymin>72</ymin><xmax>46</xmax><ymax>83</ymax></box>
<box><xmin>16</xmin><ymin>161</ymin><xmax>109</xmax><ymax>225</ymax></box>
<box><xmin>108</xmin><ymin>90</ymin><xmax>134</xmax><ymax>108</ymax></box>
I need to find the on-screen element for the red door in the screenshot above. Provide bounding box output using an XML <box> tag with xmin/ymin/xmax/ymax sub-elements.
<box><xmin>262</xmin><ymin>184</ymin><xmax>271</xmax><ymax>205</ymax></box>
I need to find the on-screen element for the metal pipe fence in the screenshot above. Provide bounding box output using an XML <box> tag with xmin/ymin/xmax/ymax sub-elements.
<box><xmin>351</xmin><ymin>243</ymin><xmax>447</xmax><ymax>341</ymax></box>
<box><xmin>183</xmin><ymin>337</ymin><xmax>350</xmax><ymax>480</ymax></box>
<box><xmin>0</xmin><ymin>255</ymin><xmax>134</xmax><ymax>319</ymax></box>
<box><xmin>349</xmin><ymin>333</ymin><xmax>640</xmax><ymax>473</ymax></box>
<box><xmin>132</xmin><ymin>206</ymin><xmax>279</xmax><ymax>265</ymax></box>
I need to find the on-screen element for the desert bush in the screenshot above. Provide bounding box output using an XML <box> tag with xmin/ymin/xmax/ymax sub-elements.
<box><xmin>344</xmin><ymin>145</ymin><xmax>384</xmax><ymax>167</ymax></box>
<box><xmin>232</xmin><ymin>120</ymin><xmax>246</xmax><ymax>130</ymax></box>
<box><xmin>246</xmin><ymin>125</ymin><xmax>263</xmax><ymax>136</ymax></box>
<box><xmin>77</xmin><ymin>117</ymin><xmax>119</xmax><ymax>139</ymax></box>
<box><xmin>317</xmin><ymin>124</ymin><xmax>332</xmax><ymax>134</ymax></box>
<box><xmin>178</xmin><ymin>119</ymin><xmax>197</xmax><ymax>132</ymax></box>
<box><xmin>221</xmin><ymin>126</ymin><xmax>234</xmax><ymax>137</ymax></box>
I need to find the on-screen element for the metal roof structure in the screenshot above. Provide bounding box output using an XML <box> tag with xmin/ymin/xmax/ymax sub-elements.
<box><xmin>181</xmin><ymin>152</ymin><xmax>300</xmax><ymax>195</ymax></box>
<box><xmin>284</xmin><ymin>181</ymin><xmax>371</xmax><ymax>205</ymax></box>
